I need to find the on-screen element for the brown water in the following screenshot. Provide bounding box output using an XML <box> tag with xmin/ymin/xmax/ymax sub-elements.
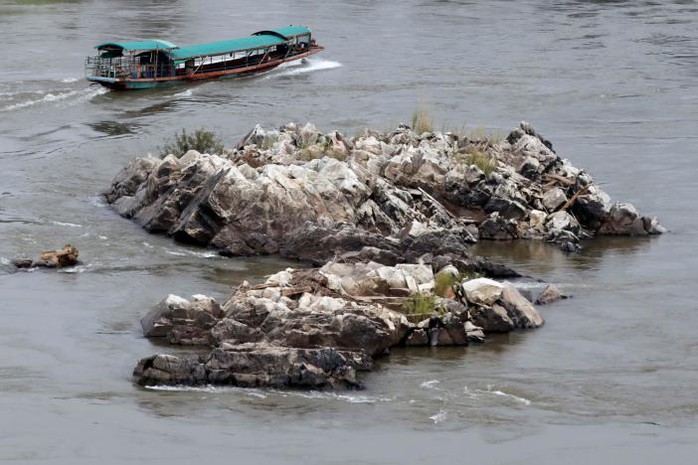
<box><xmin>1</xmin><ymin>0</ymin><xmax>697</xmax><ymax>463</ymax></box>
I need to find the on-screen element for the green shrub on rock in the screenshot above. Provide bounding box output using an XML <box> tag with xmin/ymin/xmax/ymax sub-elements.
<box><xmin>161</xmin><ymin>128</ymin><xmax>224</xmax><ymax>158</ymax></box>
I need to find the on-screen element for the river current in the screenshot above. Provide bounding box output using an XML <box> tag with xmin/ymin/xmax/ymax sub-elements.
<box><xmin>1</xmin><ymin>0</ymin><xmax>697</xmax><ymax>463</ymax></box>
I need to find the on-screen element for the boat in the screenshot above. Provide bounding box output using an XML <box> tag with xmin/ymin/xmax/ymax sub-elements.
<box><xmin>85</xmin><ymin>25</ymin><xmax>323</xmax><ymax>90</ymax></box>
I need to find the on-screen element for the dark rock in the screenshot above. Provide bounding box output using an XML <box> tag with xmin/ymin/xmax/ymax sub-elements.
<box><xmin>478</xmin><ymin>215</ymin><xmax>518</xmax><ymax>240</ymax></box>
<box><xmin>134</xmin><ymin>343</ymin><xmax>364</xmax><ymax>389</ymax></box>
<box><xmin>141</xmin><ymin>294</ymin><xmax>223</xmax><ymax>345</ymax></box>
<box><xmin>470</xmin><ymin>303</ymin><xmax>515</xmax><ymax>333</ymax></box>
<box><xmin>13</xmin><ymin>244</ymin><xmax>80</xmax><ymax>269</ymax></box>
<box><xmin>405</xmin><ymin>328</ymin><xmax>429</xmax><ymax>346</ymax></box>
<box><xmin>12</xmin><ymin>259</ymin><xmax>33</xmax><ymax>269</ymax></box>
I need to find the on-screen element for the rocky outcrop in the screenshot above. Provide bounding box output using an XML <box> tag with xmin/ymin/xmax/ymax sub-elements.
<box><xmin>105</xmin><ymin>122</ymin><xmax>662</xmax><ymax>260</ymax></box>
<box><xmin>13</xmin><ymin>244</ymin><xmax>80</xmax><ymax>269</ymax></box>
<box><xmin>536</xmin><ymin>284</ymin><xmax>568</xmax><ymax>305</ymax></box>
<box><xmin>134</xmin><ymin>262</ymin><xmax>547</xmax><ymax>388</ymax></box>
<box><xmin>134</xmin><ymin>343</ymin><xmax>365</xmax><ymax>389</ymax></box>
<box><xmin>462</xmin><ymin>278</ymin><xmax>544</xmax><ymax>332</ymax></box>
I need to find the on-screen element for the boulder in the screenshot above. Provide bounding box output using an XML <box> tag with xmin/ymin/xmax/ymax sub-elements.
<box><xmin>141</xmin><ymin>294</ymin><xmax>223</xmax><ymax>345</ymax></box>
<box><xmin>461</xmin><ymin>278</ymin><xmax>505</xmax><ymax>306</ymax></box>
<box><xmin>470</xmin><ymin>303</ymin><xmax>515</xmax><ymax>333</ymax></box>
<box><xmin>536</xmin><ymin>284</ymin><xmax>567</xmax><ymax>305</ymax></box>
<box><xmin>598</xmin><ymin>202</ymin><xmax>659</xmax><ymax>236</ymax></box>
<box><xmin>542</xmin><ymin>188</ymin><xmax>567</xmax><ymax>212</ymax></box>
<box><xmin>478</xmin><ymin>215</ymin><xmax>518</xmax><ymax>240</ymax></box>
<box><xmin>500</xmin><ymin>285</ymin><xmax>544</xmax><ymax>329</ymax></box>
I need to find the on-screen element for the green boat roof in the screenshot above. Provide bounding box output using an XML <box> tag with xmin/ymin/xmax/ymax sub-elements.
<box><xmin>94</xmin><ymin>26</ymin><xmax>312</xmax><ymax>59</ymax></box>
<box><xmin>96</xmin><ymin>39</ymin><xmax>177</xmax><ymax>52</ymax></box>
<box><xmin>170</xmin><ymin>25</ymin><xmax>312</xmax><ymax>60</ymax></box>
<box><xmin>170</xmin><ymin>35</ymin><xmax>285</xmax><ymax>60</ymax></box>
<box><xmin>254</xmin><ymin>25</ymin><xmax>312</xmax><ymax>38</ymax></box>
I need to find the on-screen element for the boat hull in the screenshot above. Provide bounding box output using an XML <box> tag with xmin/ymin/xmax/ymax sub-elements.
<box><xmin>87</xmin><ymin>46</ymin><xmax>323</xmax><ymax>90</ymax></box>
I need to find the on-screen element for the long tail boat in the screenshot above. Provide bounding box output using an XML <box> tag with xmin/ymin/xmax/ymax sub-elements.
<box><xmin>85</xmin><ymin>25</ymin><xmax>323</xmax><ymax>90</ymax></box>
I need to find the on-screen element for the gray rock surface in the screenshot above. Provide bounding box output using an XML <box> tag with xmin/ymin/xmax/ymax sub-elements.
<box><xmin>536</xmin><ymin>284</ymin><xmax>568</xmax><ymax>305</ymax></box>
<box><xmin>133</xmin><ymin>343</ymin><xmax>364</xmax><ymax>389</ymax></box>
<box><xmin>133</xmin><ymin>262</ymin><xmax>551</xmax><ymax>388</ymax></box>
<box><xmin>106</xmin><ymin>122</ymin><xmax>662</xmax><ymax>258</ymax></box>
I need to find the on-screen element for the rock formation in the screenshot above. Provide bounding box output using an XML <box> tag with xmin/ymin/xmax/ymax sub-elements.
<box><xmin>105</xmin><ymin>121</ymin><xmax>664</xmax><ymax>260</ymax></box>
<box><xmin>133</xmin><ymin>262</ymin><xmax>544</xmax><ymax>388</ymax></box>
<box><xmin>106</xmin><ymin>120</ymin><xmax>662</xmax><ymax>390</ymax></box>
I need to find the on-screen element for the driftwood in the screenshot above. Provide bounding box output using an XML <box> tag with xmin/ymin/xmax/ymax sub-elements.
<box><xmin>559</xmin><ymin>184</ymin><xmax>592</xmax><ymax>211</ymax></box>
<box><xmin>281</xmin><ymin>287</ymin><xmax>313</xmax><ymax>297</ymax></box>
<box><xmin>544</xmin><ymin>174</ymin><xmax>576</xmax><ymax>187</ymax></box>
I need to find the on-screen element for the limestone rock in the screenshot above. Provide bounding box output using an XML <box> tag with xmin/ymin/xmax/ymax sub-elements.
<box><xmin>536</xmin><ymin>284</ymin><xmax>568</xmax><ymax>305</ymax></box>
<box><xmin>461</xmin><ymin>278</ymin><xmax>505</xmax><ymax>306</ymax></box>
<box><xmin>500</xmin><ymin>285</ymin><xmax>544</xmax><ymax>329</ymax></box>
<box><xmin>105</xmin><ymin>121</ymin><xmax>662</xmax><ymax>259</ymax></box>
<box><xmin>542</xmin><ymin>188</ymin><xmax>567</xmax><ymax>212</ymax></box>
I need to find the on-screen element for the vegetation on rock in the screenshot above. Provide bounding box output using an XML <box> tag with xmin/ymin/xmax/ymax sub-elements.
<box><xmin>161</xmin><ymin>128</ymin><xmax>224</xmax><ymax>158</ymax></box>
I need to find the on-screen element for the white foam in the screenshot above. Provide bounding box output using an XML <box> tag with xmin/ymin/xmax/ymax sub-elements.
<box><xmin>420</xmin><ymin>379</ymin><xmax>440</xmax><ymax>389</ymax></box>
<box><xmin>58</xmin><ymin>264</ymin><xmax>90</xmax><ymax>274</ymax></box>
<box><xmin>165</xmin><ymin>249</ymin><xmax>186</xmax><ymax>256</ymax></box>
<box><xmin>429</xmin><ymin>410</ymin><xmax>448</xmax><ymax>424</ymax></box>
<box><xmin>145</xmin><ymin>385</ymin><xmax>221</xmax><ymax>393</ymax></box>
<box><xmin>61</xmin><ymin>77</ymin><xmax>79</xmax><ymax>83</ymax></box>
<box><xmin>174</xmin><ymin>89</ymin><xmax>193</xmax><ymax>98</ymax></box>
<box><xmin>0</xmin><ymin>86</ymin><xmax>103</xmax><ymax>112</ymax></box>
<box><xmin>145</xmin><ymin>385</ymin><xmax>392</xmax><ymax>403</ymax></box>
<box><xmin>489</xmin><ymin>389</ymin><xmax>531</xmax><ymax>405</ymax></box>
<box><xmin>476</xmin><ymin>385</ymin><xmax>531</xmax><ymax>406</ymax></box>
<box><xmin>164</xmin><ymin>248</ymin><xmax>219</xmax><ymax>258</ymax></box>
<box><xmin>51</xmin><ymin>221</ymin><xmax>82</xmax><ymax>228</ymax></box>
<box><xmin>89</xmin><ymin>196</ymin><xmax>107</xmax><ymax>208</ymax></box>
<box><xmin>270</xmin><ymin>58</ymin><xmax>342</xmax><ymax>78</ymax></box>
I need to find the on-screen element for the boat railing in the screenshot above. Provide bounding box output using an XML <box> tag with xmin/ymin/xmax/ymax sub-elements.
<box><xmin>85</xmin><ymin>56</ymin><xmax>175</xmax><ymax>80</ymax></box>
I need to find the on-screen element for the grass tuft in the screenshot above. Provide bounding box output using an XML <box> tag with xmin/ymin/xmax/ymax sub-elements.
<box><xmin>434</xmin><ymin>272</ymin><xmax>460</xmax><ymax>298</ymax></box>
<box><xmin>160</xmin><ymin>129</ymin><xmax>224</xmax><ymax>158</ymax></box>
<box><xmin>401</xmin><ymin>294</ymin><xmax>437</xmax><ymax>320</ymax></box>
<box><xmin>412</xmin><ymin>104</ymin><xmax>435</xmax><ymax>135</ymax></box>
<box><xmin>465</xmin><ymin>148</ymin><xmax>498</xmax><ymax>177</ymax></box>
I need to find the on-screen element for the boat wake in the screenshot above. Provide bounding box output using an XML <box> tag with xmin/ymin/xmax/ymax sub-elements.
<box><xmin>0</xmin><ymin>83</ymin><xmax>106</xmax><ymax>113</ymax></box>
<box><xmin>267</xmin><ymin>58</ymin><xmax>341</xmax><ymax>79</ymax></box>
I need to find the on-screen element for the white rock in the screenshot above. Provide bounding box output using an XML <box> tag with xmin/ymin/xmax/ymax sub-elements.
<box><xmin>461</xmin><ymin>278</ymin><xmax>505</xmax><ymax>306</ymax></box>
<box><xmin>542</xmin><ymin>187</ymin><xmax>567</xmax><ymax>211</ymax></box>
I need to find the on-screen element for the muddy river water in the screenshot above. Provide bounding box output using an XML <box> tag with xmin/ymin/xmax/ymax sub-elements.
<box><xmin>1</xmin><ymin>0</ymin><xmax>697</xmax><ymax>463</ymax></box>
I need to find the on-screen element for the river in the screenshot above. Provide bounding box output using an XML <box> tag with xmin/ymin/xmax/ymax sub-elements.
<box><xmin>1</xmin><ymin>0</ymin><xmax>697</xmax><ymax>463</ymax></box>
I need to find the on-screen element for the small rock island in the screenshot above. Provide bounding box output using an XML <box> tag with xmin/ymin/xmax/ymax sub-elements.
<box><xmin>105</xmin><ymin>121</ymin><xmax>663</xmax><ymax>389</ymax></box>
